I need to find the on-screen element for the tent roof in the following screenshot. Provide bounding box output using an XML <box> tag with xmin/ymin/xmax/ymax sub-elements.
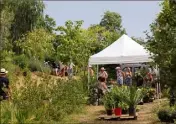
<box><xmin>89</xmin><ymin>34</ymin><xmax>152</xmax><ymax>65</ymax></box>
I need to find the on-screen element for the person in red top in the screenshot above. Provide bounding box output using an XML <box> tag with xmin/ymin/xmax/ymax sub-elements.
<box><xmin>144</xmin><ymin>68</ymin><xmax>153</xmax><ymax>87</ymax></box>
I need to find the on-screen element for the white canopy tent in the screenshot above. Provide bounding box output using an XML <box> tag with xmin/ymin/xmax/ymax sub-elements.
<box><xmin>89</xmin><ymin>34</ymin><xmax>152</xmax><ymax>65</ymax></box>
<box><xmin>88</xmin><ymin>34</ymin><xmax>161</xmax><ymax>99</ymax></box>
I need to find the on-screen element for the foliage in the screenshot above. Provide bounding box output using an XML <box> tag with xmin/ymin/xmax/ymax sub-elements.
<box><xmin>112</xmin><ymin>86</ymin><xmax>145</xmax><ymax>108</ymax></box>
<box><xmin>16</xmin><ymin>28</ymin><xmax>55</xmax><ymax>60</ymax></box>
<box><xmin>103</xmin><ymin>91</ymin><xmax>114</xmax><ymax>110</ymax></box>
<box><xmin>158</xmin><ymin>109</ymin><xmax>172</xmax><ymax>122</ymax></box>
<box><xmin>55</xmin><ymin>20</ymin><xmax>90</xmax><ymax>66</ymax></box>
<box><xmin>13</xmin><ymin>54</ymin><xmax>29</xmax><ymax>69</ymax></box>
<box><xmin>146</xmin><ymin>0</ymin><xmax>176</xmax><ymax>88</ymax></box>
<box><xmin>131</xmin><ymin>36</ymin><xmax>146</xmax><ymax>46</ymax></box>
<box><xmin>162</xmin><ymin>87</ymin><xmax>170</xmax><ymax>98</ymax></box>
<box><xmin>9</xmin><ymin>0</ymin><xmax>45</xmax><ymax>42</ymax></box>
<box><xmin>100</xmin><ymin>11</ymin><xmax>125</xmax><ymax>34</ymax></box>
<box><xmin>42</xmin><ymin>14</ymin><xmax>56</xmax><ymax>33</ymax></box>
<box><xmin>28</xmin><ymin>57</ymin><xmax>50</xmax><ymax>73</ymax></box>
<box><xmin>0</xmin><ymin>75</ymin><xmax>86</xmax><ymax>123</ymax></box>
<box><xmin>118</xmin><ymin>101</ymin><xmax>128</xmax><ymax>110</ymax></box>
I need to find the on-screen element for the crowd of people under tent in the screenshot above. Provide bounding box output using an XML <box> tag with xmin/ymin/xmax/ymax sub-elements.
<box><xmin>88</xmin><ymin>65</ymin><xmax>158</xmax><ymax>96</ymax></box>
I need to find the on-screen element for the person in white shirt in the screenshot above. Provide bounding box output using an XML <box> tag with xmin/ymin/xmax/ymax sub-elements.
<box><xmin>68</xmin><ymin>61</ymin><xmax>75</xmax><ymax>78</ymax></box>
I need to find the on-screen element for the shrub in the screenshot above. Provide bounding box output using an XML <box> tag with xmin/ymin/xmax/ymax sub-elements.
<box><xmin>162</xmin><ymin>88</ymin><xmax>170</xmax><ymax>98</ymax></box>
<box><xmin>13</xmin><ymin>54</ymin><xmax>29</xmax><ymax>69</ymax></box>
<box><xmin>28</xmin><ymin>58</ymin><xmax>51</xmax><ymax>73</ymax></box>
<box><xmin>158</xmin><ymin>109</ymin><xmax>172</xmax><ymax>122</ymax></box>
<box><xmin>1</xmin><ymin>75</ymin><xmax>86</xmax><ymax>123</ymax></box>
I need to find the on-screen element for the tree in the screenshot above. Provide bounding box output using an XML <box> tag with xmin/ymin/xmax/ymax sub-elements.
<box><xmin>16</xmin><ymin>28</ymin><xmax>55</xmax><ymax>61</ymax></box>
<box><xmin>9</xmin><ymin>0</ymin><xmax>45</xmax><ymax>41</ymax></box>
<box><xmin>6</xmin><ymin>0</ymin><xmax>45</xmax><ymax>54</ymax></box>
<box><xmin>146</xmin><ymin>0</ymin><xmax>176</xmax><ymax>88</ymax></box>
<box><xmin>131</xmin><ymin>37</ymin><xmax>146</xmax><ymax>46</ymax></box>
<box><xmin>0</xmin><ymin>0</ymin><xmax>14</xmax><ymax>67</ymax></box>
<box><xmin>55</xmin><ymin>20</ymin><xmax>92</xmax><ymax>67</ymax></box>
<box><xmin>100</xmin><ymin>11</ymin><xmax>126</xmax><ymax>34</ymax></box>
<box><xmin>42</xmin><ymin>14</ymin><xmax>56</xmax><ymax>33</ymax></box>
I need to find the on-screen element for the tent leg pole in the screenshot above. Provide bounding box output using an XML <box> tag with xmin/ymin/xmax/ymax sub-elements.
<box><xmin>156</xmin><ymin>82</ymin><xmax>158</xmax><ymax>99</ymax></box>
<box><xmin>159</xmin><ymin>82</ymin><xmax>161</xmax><ymax>99</ymax></box>
<box><xmin>97</xmin><ymin>65</ymin><xmax>99</xmax><ymax>80</ymax></box>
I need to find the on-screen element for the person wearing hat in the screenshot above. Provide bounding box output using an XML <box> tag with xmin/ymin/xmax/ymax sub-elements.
<box><xmin>98</xmin><ymin>67</ymin><xmax>108</xmax><ymax>81</ymax></box>
<box><xmin>124</xmin><ymin>67</ymin><xmax>132</xmax><ymax>86</ymax></box>
<box><xmin>88</xmin><ymin>65</ymin><xmax>94</xmax><ymax>77</ymax></box>
<box><xmin>115</xmin><ymin>66</ymin><xmax>124</xmax><ymax>86</ymax></box>
<box><xmin>0</xmin><ymin>68</ymin><xmax>11</xmax><ymax>100</ymax></box>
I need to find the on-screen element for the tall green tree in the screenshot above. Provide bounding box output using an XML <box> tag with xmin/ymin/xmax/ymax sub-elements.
<box><xmin>146</xmin><ymin>0</ymin><xmax>176</xmax><ymax>88</ymax></box>
<box><xmin>16</xmin><ymin>28</ymin><xmax>55</xmax><ymax>61</ymax></box>
<box><xmin>55</xmin><ymin>20</ymin><xmax>92</xmax><ymax>67</ymax></box>
<box><xmin>87</xmin><ymin>24</ymin><xmax>115</xmax><ymax>53</ymax></box>
<box><xmin>5</xmin><ymin>0</ymin><xmax>45</xmax><ymax>54</ymax></box>
<box><xmin>9</xmin><ymin>0</ymin><xmax>45</xmax><ymax>41</ymax></box>
<box><xmin>131</xmin><ymin>37</ymin><xmax>146</xmax><ymax>46</ymax></box>
<box><xmin>0</xmin><ymin>0</ymin><xmax>14</xmax><ymax>67</ymax></box>
<box><xmin>100</xmin><ymin>11</ymin><xmax>126</xmax><ymax>34</ymax></box>
<box><xmin>42</xmin><ymin>14</ymin><xmax>56</xmax><ymax>33</ymax></box>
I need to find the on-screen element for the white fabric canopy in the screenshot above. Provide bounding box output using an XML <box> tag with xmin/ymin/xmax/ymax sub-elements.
<box><xmin>89</xmin><ymin>34</ymin><xmax>152</xmax><ymax>65</ymax></box>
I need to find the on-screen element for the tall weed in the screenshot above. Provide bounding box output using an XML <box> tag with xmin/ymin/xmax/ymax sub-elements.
<box><xmin>0</xmin><ymin>74</ymin><xmax>86</xmax><ymax>123</ymax></box>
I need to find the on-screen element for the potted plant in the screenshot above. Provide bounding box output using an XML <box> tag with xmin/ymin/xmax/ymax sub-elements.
<box><xmin>149</xmin><ymin>88</ymin><xmax>156</xmax><ymax>102</ymax></box>
<box><xmin>119</xmin><ymin>102</ymin><xmax>129</xmax><ymax>114</ymax></box>
<box><xmin>113</xmin><ymin>100</ymin><xmax>122</xmax><ymax>116</ymax></box>
<box><xmin>111</xmin><ymin>86</ymin><xmax>122</xmax><ymax>116</ymax></box>
<box><xmin>143</xmin><ymin>88</ymin><xmax>155</xmax><ymax>103</ymax></box>
<box><xmin>103</xmin><ymin>92</ymin><xmax>114</xmax><ymax>116</ymax></box>
<box><xmin>113</xmin><ymin>86</ymin><xmax>144</xmax><ymax>118</ymax></box>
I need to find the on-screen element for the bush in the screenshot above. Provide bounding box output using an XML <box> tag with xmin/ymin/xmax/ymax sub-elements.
<box><xmin>157</xmin><ymin>109</ymin><xmax>173</xmax><ymax>122</ymax></box>
<box><xmin>13</xmin><ymin>54</ymin><xmax>29</xmax><ymax>69</ymax></box>
<box><xmin>28</xmin><ymin>58</ymin><xmax>51</xmax><ymax>73</ymax></box>
<box><xmin>1</xmin><ymin>75</ymin><xmax>86</xmax><ymax>123</ymax></box>
<box><xmin>162</xmin><ymin>88</ymin><xmax>170</xmax><ymax>98</ymax></box>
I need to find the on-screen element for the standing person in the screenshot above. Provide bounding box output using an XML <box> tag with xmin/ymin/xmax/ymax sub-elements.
<box><xmin>98</xmin><ymin>67</ymin><xmax>108</xmax><ymax>82</ymax></box>
<box><xmin>144</xmin><ymin>68</ymin><xmax>153</xmax><ymax>87</ymax></box>
<box><xmin>135</xmin><ymin>68</ymin><xmax>144</xmax><ymax>87</ymax></box>
<box><xmin>0</xmin><ymin>68</ymin><xmax>11</xmax><ymax>101</ymax></box>
<box><xmin>115</xmin><ymin>67</ymin><xmax>124</xmax><ymax>86</ymax></box>
<box><xmin>88</xmin><ymin>65</ymin><xmax>94</xmax><ymax>78</ymax></box>
<box><xmin>97</xmin><ymin>77</ymin><xmax>108</xmax><ymax>95</ymax></box>
<box><xmin>125</xmin><ymin>67</ymin><xmax>132</xmax><ymax>86</ymax></box>
<box><xmin>51</xmin><ymin>61</ymin><xmax>58</xmax><ymax>76</ymax></box>
<box><xmin>68</xmin><ymin>61</ymin><xmax>75</xmax><ymax>78</ymax></box>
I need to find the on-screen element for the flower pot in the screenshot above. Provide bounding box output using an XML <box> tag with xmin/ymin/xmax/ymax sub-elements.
<box><xmin>129</xmin><ymin>106</ymin><xmax>136</xmax><ymax>116</ymax></box>
<box><xmin>143</xmin><ymin>97</ymin><xmax>150</xmax><ymax>103</ymax></box>
<box><xmin>114</xmin><ymin>107</ymin><xmax>122</xmax><ymax>116</ymax></box>
<box><xmin>122</xmin><ymin>109</ymin><xmax>128</xmax><ymax>114</ymax></box>
<box><xmin>106</xmin><ymin>109</ymin><xmax>113</xmax><ymax>115</ymax></box>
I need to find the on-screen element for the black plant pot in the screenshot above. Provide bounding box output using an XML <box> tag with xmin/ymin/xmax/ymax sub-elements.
<box><xmin>149</xmin><ymin>98</ymin><xmax>154</xmax><ymax>102</ymax></box>
<box><xmin>122</xmin><ymin>109</ymin><xmax>128</xmax><ymax>114</ymax></box>
<box><xmin>106</xmin><ymin>109</ymin><xmax>113</xmax><ymax>116</ymax></box>
<box><xmin>129</xmin><ymin>106</ymin><xmax>136</xmax><ymax>116</ymax></box>
<box><xmin>143</xmin><ymin>97</ymin><xmax>150</xmax><ymax>103</ymax></box>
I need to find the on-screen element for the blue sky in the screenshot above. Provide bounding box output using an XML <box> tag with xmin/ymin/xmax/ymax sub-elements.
<box><xmin>44</xmin><ymin>1</ymin><xmax>161</xmax><ymax>39</ymax></box>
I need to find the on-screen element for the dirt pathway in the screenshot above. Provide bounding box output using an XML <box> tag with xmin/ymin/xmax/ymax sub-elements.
<box><xmin>69</xmin><ymin>98</ymin><xmax>167</xmax><ymax>124</ymax></box>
